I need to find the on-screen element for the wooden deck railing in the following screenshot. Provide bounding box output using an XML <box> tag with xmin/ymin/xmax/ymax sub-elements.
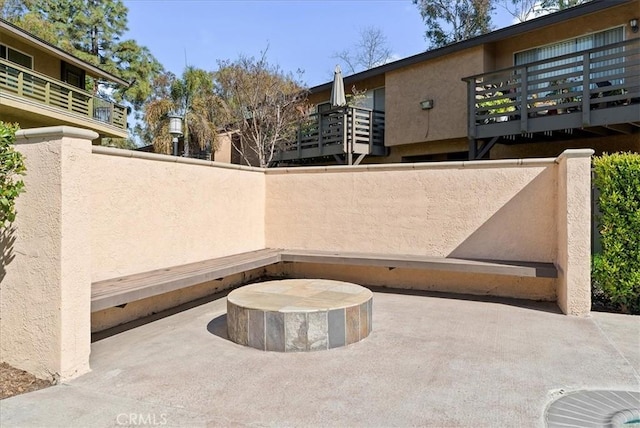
<box><xmin>278</xmin><ymin>106</ymin><xmax>385</xmax><ymax>162</ymax></box>
<box><xmin>463</xmin><ymin>38</ymin><xmax>640</xmax><ymax>141</ymax></box>
<box><xmin>0</xmin><ymin>59</ymin><xmax>127</xmax><ymax>130</ymax></box>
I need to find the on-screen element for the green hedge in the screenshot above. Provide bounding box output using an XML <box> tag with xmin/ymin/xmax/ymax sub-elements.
<box><xmin>592</xmin><ymin>152</ymin><xmax>640</xmax><ymax>314</ymax></box>
<box><xmin>0</xmin><ymin>122</ymin><xmax>25</xmax><ymax>229</ymax></box>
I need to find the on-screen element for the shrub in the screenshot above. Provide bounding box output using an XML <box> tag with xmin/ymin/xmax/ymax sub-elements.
<box><xmin>592</xmin><ymin>152</ymin><xmax>640</xmax><ymax>314</ymax></box>
<box><xmin>0</xmin><ymin>122</ymin><xmax>25</xmax><ymax>229</ymax></box>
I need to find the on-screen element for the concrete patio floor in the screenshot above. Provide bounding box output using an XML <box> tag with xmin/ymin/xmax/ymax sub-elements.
<box><xmin>1</xmin><ymin>288</ymin><xmax>639</xmax><ymax>427</ymax></box>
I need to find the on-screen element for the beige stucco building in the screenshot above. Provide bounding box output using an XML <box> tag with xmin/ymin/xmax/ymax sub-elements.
<box><xmin>279</xmin><ymin>0</ymin><xmax>639</xmax><ymax>165</ymax></box>
<box><xmin>0</xmin><ymin>19</ymin><xmax>129</xmax><ymax>139</ymax></box>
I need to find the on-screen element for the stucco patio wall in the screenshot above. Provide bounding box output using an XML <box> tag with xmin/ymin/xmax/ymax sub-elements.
<box><xmin>2</xmin><ymin>125</ymin><xmax>593</xmax><ymax>382</ymax></box>
<box><xmin>265</xmin><ymin>150</ymin><xmax>593</xmax><ymax>314</ymax></box>
<box><xmin>89</xmin><ymin>147</ymin><xmax>266</xmax><ymax>282</ymax></box>
<box><xmin>2</xmin><ymin>127</ymin><xmax>94</xmax><ymax>382</ymax></box>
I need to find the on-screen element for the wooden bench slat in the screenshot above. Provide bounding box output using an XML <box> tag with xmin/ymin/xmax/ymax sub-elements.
<box><xmin>92</xmin><ymin>251</ymin><xmax>280</xmax><ymax>294</ymax></box>
<box><xmin>279</xmin><ymin>249</ymin><xmax>558</xmax><ymax>279</ymax></box>
<box><xmin>92</xmin><ymin>250</ymin><xmax>279</xmax><ymax>292</ymax></box>
<box><xmin>91</xmin><ymin>249</ymin><xmax>282</xmax><ymax>312</ymax></box>
<box><xmin>91</xmin><ymin>248</ymin><xmax>558</xmax><ymax>313</ymax></box>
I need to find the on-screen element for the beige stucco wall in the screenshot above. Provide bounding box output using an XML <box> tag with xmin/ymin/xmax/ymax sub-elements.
<box><xmin>265</xmin><ymin>159</ymin><xmax>557</xmax><ymax>262</ymax></box>
<box><xmin>556</xmin><ymin>149</ymin><xmax>594</xmax><ymax>315</ymax></box>
<box><xmin>1</xmin><ymin>127</ymin><xmax>95</xmax><ymax>382</ymax></box>
<box><xmin>90</xmin><ymin>148</ymin><xmax>266</xmax><ymax>281</ymax></box>
<box><xmin>384</xmin><ymin>45</ymin><xmax>487</xmax><ymax>147</ymax></box>
<box><xmin>213</xmin><ymin>132</ymin><xmax>233</xmax><ymax>163</ymax></box>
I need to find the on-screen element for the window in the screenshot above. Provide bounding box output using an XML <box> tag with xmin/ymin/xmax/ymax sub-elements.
<box><xmin>316</xmin><ymin>87</ymin><xmax>385</xmax><ymax>112</ymax></box>
<box><xmin>515</xmin><ymin>27</ymin><xmax>624</xmax><ymax>65</ymax></box>
<box><xmin>351</xmin><ymin>87</ymin><xmax>385</xmax><ymax>111</ymax></box>
<box><xmin>317</xmin><ymin>102</ymin><xmax>332</xmax><ymax>113</ymax></box>
<box><xmin>0</xmin><ymin>44</ymin><xmax>33</xmax><ymax>69</ymax></box>
<box><xmin>61</xmin><ymin>61</ymin><xmax>86</xmax><ymax>89</ymax></box>
<box><xmin>373</xmin><ymin>88</ymin><xmax>385</xmax><ymax>112</ymax></box>
<box><xmin>515</xmin><ymin>27</ymin><xmax>625</xmax><ymax>90</ymax></box>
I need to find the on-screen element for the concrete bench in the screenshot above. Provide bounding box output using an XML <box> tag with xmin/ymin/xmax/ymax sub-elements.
<box><xmin>91</xmin><ymin>248</ymin><xmax>557</xmax><ymax>312</ymax></box>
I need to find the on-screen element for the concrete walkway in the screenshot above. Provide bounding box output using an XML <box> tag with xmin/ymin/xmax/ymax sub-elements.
<box><xmin>1</xmin><ymin>289</ymin><xmax>638</xmax><ymax>427</ymax></box>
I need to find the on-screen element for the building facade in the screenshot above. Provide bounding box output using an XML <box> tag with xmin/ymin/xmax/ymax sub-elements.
<box><xmin>0</xmin><ymin>19</ymin><xmax>129</xmax><ymax>140</ymax></box>
<box><xmin>278</xmin><ymin>0</ymin><xmax>639</xmax><ymax>165</ymax></box>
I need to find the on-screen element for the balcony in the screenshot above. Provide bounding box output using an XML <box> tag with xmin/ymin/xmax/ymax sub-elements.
<box><xmin>277</xmin><ymin>106</ymin><xmax>386</xmax><ymax>165</ymax></box>
<box><xmin>0</xmin><ymin>58</ymin><xmax>127</xmax><ymax>134</ymax></box>
<box><xmin>463</xmin><ymin>38</ymin><xmax>640</xmax><ymax>159</ymax></box>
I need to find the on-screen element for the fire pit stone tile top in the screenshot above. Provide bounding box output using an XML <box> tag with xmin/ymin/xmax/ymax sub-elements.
<box><xmin>227</xmin><ymin>279</ymin><xmax>373</xmax><ymax>352</ymax></box>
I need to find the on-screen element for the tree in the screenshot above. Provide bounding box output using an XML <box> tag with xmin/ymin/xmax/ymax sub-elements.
<box><xmin>538</xmin><ymin>0</ymin><xmax>591</xmax><ymax>12</ymax></box>
<box><xmin>143</xmin><ymin>67</ymin><xmax>218</xmax><ymax>156</ymax></box>
<box><xmin>215</xmin><ymin>53</ymin><xmax>308</xmax><ymax>168</ymax></box>
<box><xmin>333</xmin><ymin>26</ymin><xmax>393</xmax><ymax>74</ymax></box>
<box><xmin>500</xmin><ymin>0</ymin><xmax>591</xmax><ymax>22</ymax></box>
<box><xmin>500</xmin><ymin>0</ymin><xmax>540</xmax><ymax>22</ymax></box>
<box><xmin>413</xmin><ymin>0</ymin><xmax>494</xmax><ymax>48</ymax></box>
<box><xmin>0</xmin><ymin>122</ymin><xmax>25</xmax><ymax>229</ymax></box>
<box><xmin>0</xmin><ymin>0</ymin><xmax>29</xmax><ymax>20</ymax></box>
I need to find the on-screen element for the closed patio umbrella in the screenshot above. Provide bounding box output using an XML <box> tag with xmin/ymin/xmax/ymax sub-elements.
<box><xmin>330</xmin><ymin>65</ymin><xmax>346</xmax><ymax>107</ymax></box>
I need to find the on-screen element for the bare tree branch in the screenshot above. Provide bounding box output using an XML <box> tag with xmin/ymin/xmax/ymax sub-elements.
<box><xmin>215</xmin><ymin>53</ymin><xmax>308</xmax><ymax>168</ymax></box>
<box><xmin>332</xmin><ymin>26</ymin><xmax>392</xmax><ymax>74</ymax></box>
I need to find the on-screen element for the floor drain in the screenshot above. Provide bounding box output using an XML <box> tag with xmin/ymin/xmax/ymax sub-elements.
<box><xmin>546</xmin><ymin>390</ymin><xmax>640</xmax><ymax>427</ymax></box>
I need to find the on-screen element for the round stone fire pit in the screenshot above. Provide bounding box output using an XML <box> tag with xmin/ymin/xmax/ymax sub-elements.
<box><xmin>227</xmin><ymin>279</ymin><xmax>373</xmax><ymax>352</ymax></box>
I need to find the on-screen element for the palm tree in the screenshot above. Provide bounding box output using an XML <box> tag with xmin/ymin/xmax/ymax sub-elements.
<box><xmin>143</xmin><ymin>67</ymin><xmax>218</xmax><ymax>157</ymax></box>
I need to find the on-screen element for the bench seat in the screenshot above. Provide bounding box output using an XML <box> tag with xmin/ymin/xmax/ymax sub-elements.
<box><xmin>279</xmin><ymin>249</ymin><xmax>558</xmax><ymax>279</ymax></box>
<box><xmin>91</xmin><ymin>248</ymin><xmax>557</xmax><ymax>312</ymax></box>
<box><xmin>91</xmin><ymin>248</ymin><xmax>282</xmax><ymax>312</ymax></box>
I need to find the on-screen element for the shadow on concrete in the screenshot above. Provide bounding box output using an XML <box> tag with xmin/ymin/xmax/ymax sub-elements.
<box><xmin>91</xmin><ymin>275</ymin><xmax>281</xmax><ymax>343</ymax></box>
<box><xmin>92</xmin><ymin>275</ymin><xmax>284</xmax><ymax>343</ymax></box>
<box><xmin>93</xmin><ymin>273</ymin><xmax>561</xmax><ymax>344</ymax></box>
<box><xmin>206</xmin><ymin>314</ymin><xmax>229</xmax><ymax>340</ymax></box>
<box><xmin>0</xmin><ymin>226</ymin><xmax>17</xmax><ymax>283</ymax></box>
<box><xmin>369</xmin><ymin>285</ymin><xmax>563</xmax><ymax>315</ymax></box>
<box><xmin>92</xmin><ymin>288</ymin><xmax>233</xmax><ymax>343</ymax></box>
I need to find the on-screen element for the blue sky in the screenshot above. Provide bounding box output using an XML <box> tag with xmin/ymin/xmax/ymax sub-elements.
<box><xmin>124</xmin><ymin>0</ymin><xmax>514</xmax><ymax>88</ymax></box>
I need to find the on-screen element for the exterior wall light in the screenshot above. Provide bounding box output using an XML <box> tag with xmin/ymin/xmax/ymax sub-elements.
<box><xmin>420</xmin><ymin>99</ymin><xmax>434</xmax><ymax>110</ymax></box>
<box><xmin>631</xmin><ymin>18</ymin><xmax>639</xmax><ymax>33</ymax></box>
<box><xmin>168</xmin><ymin>114</ymin><xmax>183</xmax><ymax>156</ymax></box>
